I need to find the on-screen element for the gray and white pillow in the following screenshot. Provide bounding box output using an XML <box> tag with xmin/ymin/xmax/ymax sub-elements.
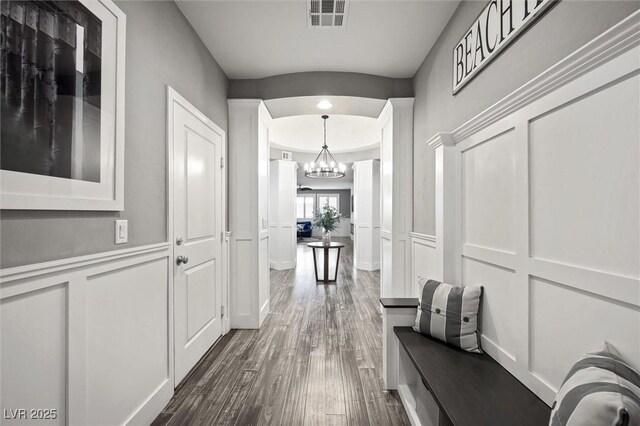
<box><xmin>412</xmin><ymin>278</ymin><xmax>483</xmax><ymax>353</ymax></box>
<box><xmin>549</xmin><ymin>343</ymin><xmax>640</xmax><ymax>426</ymax></box>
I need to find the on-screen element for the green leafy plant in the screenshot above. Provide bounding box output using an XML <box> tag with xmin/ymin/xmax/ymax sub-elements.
<box><xmin>313</xmin><ymin>204</ymin><xmax>341</xmax><ymax>233</ymax></box>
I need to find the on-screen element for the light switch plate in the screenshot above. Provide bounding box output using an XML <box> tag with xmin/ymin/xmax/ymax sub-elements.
<box><xmin>115</xmin><ymin>220</ymin><xmax>128</xmax><ymax>244</ymax></box>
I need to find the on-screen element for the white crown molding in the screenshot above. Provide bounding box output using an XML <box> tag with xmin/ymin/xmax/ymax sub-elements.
<box><xmin>1</xmin><ymin>242</ymin><xmax>171</xmax><ymax>284</ymax></box>
<box><xmin>425</xmin><ymin>10</ymin><xmax>640</xmax><ymax>146</ymax></box>
<box><xmin>426</xmin><ymin>132</ymin><xmax>454</xmax><ymax>149</ymax></box>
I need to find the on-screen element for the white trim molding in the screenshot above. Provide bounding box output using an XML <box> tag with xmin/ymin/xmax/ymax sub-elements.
<box><xmin>409</xmin><ymin>232</ymin><xmax>436</xmax><ymax>246</ymax></box>
<box><xmin>426</xmin><ymin>132</ymin><xmax>454</xmax><ymax>150</ymax></box>
<box><xmin>0</xmin><ymin>242</ymin><xmax>169</xmax><ymax>286</ymax></box>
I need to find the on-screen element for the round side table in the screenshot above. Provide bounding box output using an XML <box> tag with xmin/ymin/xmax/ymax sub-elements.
<box><xmin>307</xmin><ymin>242</ymin><xmax>346</xmax><ymax>284</ymax></box>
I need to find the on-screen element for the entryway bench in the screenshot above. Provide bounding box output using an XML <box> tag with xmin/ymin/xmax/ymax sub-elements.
<box><xmin>381</xmin><ymin>299</ymin><xmax>551</xmax><ymax>426</ymax></box>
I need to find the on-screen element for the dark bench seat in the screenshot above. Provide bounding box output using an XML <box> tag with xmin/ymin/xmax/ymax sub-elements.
<box><xmin>394</xmin><ymin>326</ymin><xmax>551</xmax><ymax>426</ymax></box>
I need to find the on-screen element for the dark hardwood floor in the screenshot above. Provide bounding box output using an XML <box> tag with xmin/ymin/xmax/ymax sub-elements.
<box><xmin>153</xmin><ymin>237</ymin><xmax>410</xmax><ymax>425</ymax></box>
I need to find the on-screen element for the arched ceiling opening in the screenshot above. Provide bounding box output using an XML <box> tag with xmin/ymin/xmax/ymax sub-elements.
<box><xmin>271</xmin><ymin>114</ymin><xmax>378</xmax><ymax>154</ymax></box>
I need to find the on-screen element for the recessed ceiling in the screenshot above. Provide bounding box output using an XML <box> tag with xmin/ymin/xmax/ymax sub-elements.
<box><xmin>265</xmin><ymin>95</ymin><xmax>386</xmax><ymax>118</ymax></box>
<box><xmin>297</xmin><ymin>163</ymin><xmax>354</xmax><ymax>189</ymax></box>
<box><xmin>175</xmin><ymin>0</ymin><xmax>460</xmax><ymax>79</ymax></box>
<box><xmin>271</xmin><ymin>115</ymin><xmax>378</xmax><ymax>153</ymax></box>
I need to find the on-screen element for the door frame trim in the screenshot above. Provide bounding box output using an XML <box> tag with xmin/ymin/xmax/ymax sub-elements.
<box><xmin>166</xmin><ymin>86</ymin><xmax>229</xmax><ymax>389</ymax></box>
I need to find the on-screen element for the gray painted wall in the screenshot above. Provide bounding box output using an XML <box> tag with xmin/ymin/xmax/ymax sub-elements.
<box><xmin>0</xmin><ymin>1</ymin><xmax>229</xmax><ymax>268</ymax></box>
<box><xmin>297</xmin><ymin>189</ymin><xmax>351</xmax><ymax>219</ymax></box>
<box><xmin>229</xmin><ymin>72</ymin><xmax>413</xmax><ymax>100</ymax></box>
<box><xmin>412</xmin><ymin>1</ymin><xmax>639</xmax><ymax>236</ymax></box>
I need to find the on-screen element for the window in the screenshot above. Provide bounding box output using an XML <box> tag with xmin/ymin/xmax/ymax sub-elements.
<box><xmin>297</xmin><ymin>194</ymin><xmax>340</xmax><ymax>219</ymax></box>
<box><xmin>317</xmin><ymin>194</ymin><xmax>339</xmax><ymax>211</ymax></box>
<box><xmin>296</xmin><ymin>195</ymin><xmax>315</xmax><ymax>219</ymax></box>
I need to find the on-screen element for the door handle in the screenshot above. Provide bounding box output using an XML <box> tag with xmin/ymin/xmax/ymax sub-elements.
<box><xmin>176</xmin><ymin>255</ymin><xmax>189</xmax><ymax>265</ymax></box>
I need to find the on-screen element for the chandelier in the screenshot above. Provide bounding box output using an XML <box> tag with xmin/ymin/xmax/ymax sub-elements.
<box><xmin>304</xmin><ymin>115</ymin><xmax>346</xmax><ymax>178</ymax></box>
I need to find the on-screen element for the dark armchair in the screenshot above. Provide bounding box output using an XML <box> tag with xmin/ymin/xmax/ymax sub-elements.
<box><xmin>297</xmin><ymin>221</ymin><xmax>312</xmax><ymax>238</ymax></box>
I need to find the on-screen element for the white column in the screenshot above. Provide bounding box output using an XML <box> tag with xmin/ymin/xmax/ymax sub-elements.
<box><xmin>269</xmin><ymin>160</ymin><xmax>297</xmax><ymax>270</ymax></box>
<box><xmin>378</xmin><ymin>98</ymin><xmax>414</xmax><ymax>297</ymax></box>
<box><xmin>353</xmin><ymin>159</ymin><xmax>380</xmax><ymax>271</ymax></box>
<box><xmin>228</xmin><ymin>99</ymin><xmax>272</xmax><ymax>328</ymax></box>
<box><xmin>427</xmin><ymin>132</ymin><xmax>459</xmax><ymax>284</ymax></box>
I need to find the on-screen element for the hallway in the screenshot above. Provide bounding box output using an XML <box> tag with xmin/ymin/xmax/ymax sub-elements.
<box><xmin>152</xmin><ymin>238</ymin><xmax>410</xmax><ymax>425</ymax></box>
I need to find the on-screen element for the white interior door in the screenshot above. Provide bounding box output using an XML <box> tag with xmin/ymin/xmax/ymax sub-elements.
<box><xmin>171</xmin><ymin>91</ymin><xmax>224</xmax><ymax>385</ymax></box>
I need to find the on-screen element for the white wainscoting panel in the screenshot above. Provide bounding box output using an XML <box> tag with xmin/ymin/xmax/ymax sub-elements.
<box><xmin>232</xmin><ymin>240</ymin><xmax>253</xmax><ymax>321</ymax></box>
<box><xmin>529</xmin><ymin>276</ymin><xmax>640</xmax><ymax>401</ymax></box>
<box><xmin>462</xmin><ymin>257</ymin><xmax>517</xmax><ymax>363</ymax></box>
<box><xmin>258</xmin><ymin>233</ymin><xmax>270</xmax><ymax>325</ymax></box>
<box><xmin>353</xmin><ymin>160</ymin><xmax>381</xmax><ymax>271</ymax></box>
<box><xmin>462</xmin><ymin>128</ymin><xmax>517</xmax><ymax>254</ymax></box>
<box><xmin>0</xmin><ymin>243</ymin><xmax>172</xmax><ymax>425</ymax></box>
<box><xmin>1</xmin><ymin>284</ymin><xmax>68</xmax><ymax>425</ymax></box>
<box><xmin>427</xmin><ymin>14</ymin><xmax>640</xmax><ymax>407</ymax></box>
<box><xmin>409</xmin><ymin>233</ymin><xmax>437</xmax><ymax>297</ymax></box>
<box><xmin>269</xmin><ymin>160</ymin><xmax>296</xmax><ymax>270</ymax></box>
<box><xmin>459</xmin><ymin>50</ymin><xmax>639</xmax><ymax>405</ymax></box>
<box><xmin>86</xmin><ymin>258</ymin><xmax>170</xmax><ymax>425</ymax></box>
<box><xmin>528</xmin><ymin>75</ymin><xmax>639</xmax><ymax>278</ymax></box>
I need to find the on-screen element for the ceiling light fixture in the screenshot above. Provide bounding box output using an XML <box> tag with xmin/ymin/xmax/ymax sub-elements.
<box><xmin>304</xmin><ymin>115</ymin><xmax>346</xmax><ymax>179</ymax></box>
<box><xmin>316</xmin><ymin>100</ymin><xmax>333</xmax><ymax>110</ymax></box>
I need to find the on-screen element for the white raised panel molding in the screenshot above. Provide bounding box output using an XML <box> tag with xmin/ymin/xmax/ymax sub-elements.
<box><xmin>379</xmin><ymin>98</ymin><xmax>414</xmax><ymax>297</ymax></box>
<box><xmin>229</xmin><ymin>99</ymin><xmax>272</xmax><ymax>329</ymax></box>
<box><xmin>353</xmin><ymin>160</ymin><xmax>381</xmax><ymax>271</ymax></box>
<box><xmin>425</xmin><ymin>11</ymin><xmax>640</xmax><ymax>406</ymax></box>
<box><xmin>409</xmin><ymin>232</ymin><xmax>437</xmax><ymax>297</ymax></box>
<box><xmin>333</xmin><ymin>217</ymin><xmax>351</xmax><ymax>238</ymax></box>
<box><xmin>269</xmin><ymin>160</ymin><xmax>297</xmax><ymax>270</ymax></box>
<box><xmin>0</xmin><ymin>243</ymin><xmax>173</xmax><ymax>425</ymax></box>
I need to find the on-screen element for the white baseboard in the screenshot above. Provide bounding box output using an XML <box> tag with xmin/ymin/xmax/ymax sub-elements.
<box><xmin>355</xmin><ymin>261</ymin><xmax>380</xmax><ymax>271</ymax></box>
<box><xmin>270</xmin><ymin>261</ymin><xmax>295</xmax><ymax>270</ymax></box>
<box><xmin>259</xmin><ymin>298</ymin><xmax>270</xmax><ymax>326</ymax></box>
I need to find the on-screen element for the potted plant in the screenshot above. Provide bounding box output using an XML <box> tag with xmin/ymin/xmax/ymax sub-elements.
<box><xmin>313</xmin><ymin>204</ymin><xmax>341</xmax><ymax>245</ymax></box>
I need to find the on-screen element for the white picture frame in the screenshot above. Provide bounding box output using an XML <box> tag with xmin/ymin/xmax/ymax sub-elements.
<box><xmin>0</xmin><ymin>0</ymin><xmax>126</xmax><ymax>211</ymax></box>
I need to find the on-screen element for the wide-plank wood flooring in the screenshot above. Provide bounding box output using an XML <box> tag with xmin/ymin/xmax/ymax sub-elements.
<box><xmin>153</xmin><ymin>237</ymin><xmax>410</xmax><ymax>425</ymax></box>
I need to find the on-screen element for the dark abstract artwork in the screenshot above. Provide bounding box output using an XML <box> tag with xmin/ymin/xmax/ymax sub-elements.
<box><xmin>1</xmin><ymin>0</ymin><xmax>102</xmax><ymax>183</ymax></box>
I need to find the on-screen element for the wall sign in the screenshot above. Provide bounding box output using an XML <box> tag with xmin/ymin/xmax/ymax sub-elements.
<box><xmin>453</xmin><ymin>0</ymin><xmax>556</xmax><ymax>94</ymax></box>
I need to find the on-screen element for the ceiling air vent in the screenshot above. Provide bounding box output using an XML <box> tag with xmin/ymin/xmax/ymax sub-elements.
<box><xmin>308</xmin><ymin>0</ymin><xmax>348</xmax><ymax>28</ymax></box>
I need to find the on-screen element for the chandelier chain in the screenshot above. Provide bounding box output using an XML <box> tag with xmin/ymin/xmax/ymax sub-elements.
<box><xmin>304</xmin><ymin>115</ymin><xmax>345</xmax><ymax>179</ymax></box>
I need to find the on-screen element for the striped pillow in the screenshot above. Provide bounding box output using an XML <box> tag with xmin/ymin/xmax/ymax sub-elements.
<box><xmin>550</xmin><ymin>343</ymin><xmax>640</xmax><ymax>426</ymax></box>
<box><xmin>412</xmin><ymin>278</ymin><xmax>483</xmax><ymax>353</ymax></box>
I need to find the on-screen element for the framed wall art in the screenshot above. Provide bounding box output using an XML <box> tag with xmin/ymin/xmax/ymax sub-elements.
<box><xmin>0</xmin><ymin>0</ymin><xmax>125</xmax><ymax>210</ymax></box>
